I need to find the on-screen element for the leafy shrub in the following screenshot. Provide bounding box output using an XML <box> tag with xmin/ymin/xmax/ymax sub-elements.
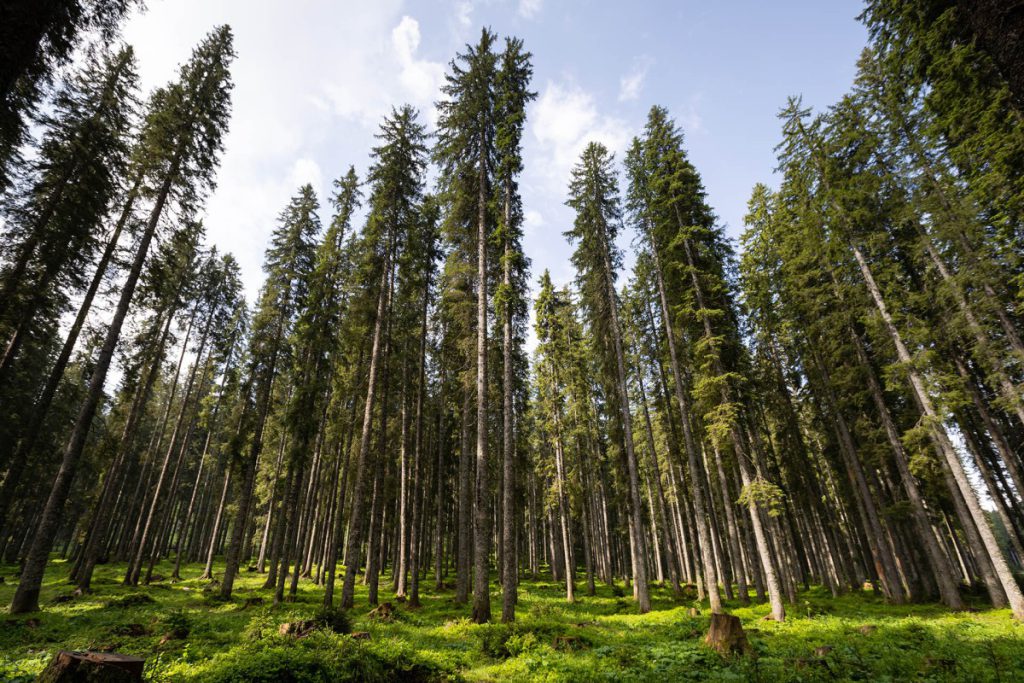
<box><xmin>162</xmin><ymin>608</ymin><xmax>191</xmax><ymax>638</ymax></box>
<box><xmin>313</xmin><ymin>606</ymin><xmax>351</xmax><ymax>634</ymax></box>
<box><xmin>504</xmin><ymin>630</ymin><xmax>540</xmax><ymax>656</ymax></box>
<box><xmin>480</xmin><ymin>624</ymin><xmax>513</xmax><ymax>659</ymax></box>
<box><xmin>201</xmin><ymin>635</ymin><xmax>450</xmax><ymax>682</ymax></box>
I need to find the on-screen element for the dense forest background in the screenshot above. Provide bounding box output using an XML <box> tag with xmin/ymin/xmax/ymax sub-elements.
<box><xmin>1</xmin><ymin>0</ymin><xmax>1024</xmax><ymax>679</ymax></box>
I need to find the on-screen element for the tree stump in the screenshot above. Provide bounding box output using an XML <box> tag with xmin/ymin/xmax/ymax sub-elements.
<box><xmin>278</xmin><ymin>620</ymin><xmax>316</xmax><ymax>637</ymax></box>
<box><xmin>704</xmin><ymin>613</ymin><xmax>750</xmax><ymax>655</ymax></box>
<box><xmin>37</xmin><ymin>651</ymin><xmax>144</xmax><ymax>682</ymax></box>
<box><xmin>368</xmin><ymin>602</ymin><xmax>394</xmax><ymax>621</ymax></box>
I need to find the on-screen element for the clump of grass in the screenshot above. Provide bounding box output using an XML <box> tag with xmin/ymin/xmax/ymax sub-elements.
<box><xmin>161</xmin><ymin>608</ymin><xmax>191</xmax><ymax>639</ymax></box>
<box><xmin>104</xmin><ymin>592</ymin><xmax>156</xmax><ymax>608</ymax></box>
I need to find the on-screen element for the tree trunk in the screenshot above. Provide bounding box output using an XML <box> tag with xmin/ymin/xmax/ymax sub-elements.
<box><xmin>340</xmin><ymin>247</ymin><xmax>392</xmax><ymax>609</ymax></box>
<box><xmin>600</xmin><ymin>227</ymin><xmax>650</xmax><ymax>613</ymax></box>
<box><xmin>10</xmin><ymin>159</ymin><xmax>178</xmax><ymax>614</ymax></box>
<box><xmin>648</xmin><ymin>238</ymin><xmax>721</xmax><ymax>614</ymax></box>
<box><xmin>851</xmin><ymin>324</ymin><xmax>965</xmax><ymax>608</ymax></box>
<box><xmin>852</xmin><ymin>245</ymin><xmax>1024</xmax><ymax>619</ymax></box>
<box><xmin>472</xmin><ymin>125</ymin><xmax>491</xmax><ymax>623</ymax></box>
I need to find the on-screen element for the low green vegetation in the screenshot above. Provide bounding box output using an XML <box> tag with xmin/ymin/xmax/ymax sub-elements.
<box><xmin>2</xmin><ymin>559</ymin><xmax>1022</xmax><ymax>682</ymax></box>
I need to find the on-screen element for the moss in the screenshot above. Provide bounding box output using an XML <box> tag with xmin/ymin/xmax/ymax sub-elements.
<box><xmin>1</xmin><ymin>560</ymin><xmax>1022</xmax><ymax>682</ymax></box>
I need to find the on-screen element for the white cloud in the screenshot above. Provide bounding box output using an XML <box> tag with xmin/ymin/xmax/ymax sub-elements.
<box><xmin>321</xmin><ymin>14</ymin><xmax>446</xmax><ymax>129</ymax></box>
<box><xmin>289</xmin><ymin>157</ymin><xmax>323</xmax><ymax>191</ymax></box>
<box><xmin>518</xmin><ymin>0</ymin><xmax>543</xmax><ymax>19</ymax></box>
<box><xmin>618</xmin><ymin>57</ymin><xmax>652</xmax><ymax>102</ymax></box>
<box><xmin>454</xmin><ymin>0</ymin><xmax>474</xmax><ymax>28</ymax></box>
<box><xmin>392</xmin><ymin>16</ymin><xmax>446</xmax><ymax>120</ymax></box>
<box><xmin>121</xmin><ymin>0</ymin><xmax>414</xmax><ymax>299</ymax></box>
<box><xmin>523</xmin><ymin>209</ymin><xmax>545</xmax><ymax>236</ymax></box>
<box><xmin>531</xmin><ymin>80</ymin><xmax>631</xmax><ymax>188</ymax></box>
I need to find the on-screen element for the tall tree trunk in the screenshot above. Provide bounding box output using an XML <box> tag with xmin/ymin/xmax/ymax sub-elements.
<box><xmin>852</xmin><ymin>245</ymin><xmax>1024</xmax><ymax>619</ymax></box>
<box><xmin>472</xmin><ymin>126</ymin><xmax>492</xmax><ymax>623</ymax></box>
<box><xmin>10</xmin><ymin>158</ymin><xmax>178</xmax><ymax>614</ymax></box>
<box><xmin>600</xmin><ymin>227</ymin><xmax>650</xmax><ymax>613</ymax></box>
<box><xmin>75</xmin><ymin>306</ymin><xmax>176</xmax><ymax>591</ymax></box>
<box><xmin>457</xmin><ymin>384</ymin><xmax>473</xmax><ymax>604</ymax></box>
<box><xmin>851</xmin><ymin>324</ymin><xmax>965</xmax><ymax>608</ymax></box>
<box><xmin>340</xmin><ymin>248</ymin><xmax>392</xmax><ymax>609</ymax></box>
<box><xmin>410</xmin><ymin>278</ymin><xmax>430</xmax><ymax>608</ymax></box>
<box><xmin>501</xmin><ymin>195</ymin><xmax>517</xmax><ymax>621</ymax></box>
<box><xmin>648</xmin><ymin>239</ymin><xmax>721</xmax><ymax>614</ymax></box>
<box><xmin>0</xmin><ymin>180</ymin><xmax>140</xmax><ymax>492</ymax></box>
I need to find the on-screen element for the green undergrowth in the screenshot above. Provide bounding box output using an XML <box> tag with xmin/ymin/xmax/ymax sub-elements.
<box><xmin>1</xmin><ymin>559</ymin><xmax>1022</xmax><ymax>681</ymax></box>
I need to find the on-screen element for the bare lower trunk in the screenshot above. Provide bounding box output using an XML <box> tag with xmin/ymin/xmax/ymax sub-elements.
<box><xmin>340</xmin><ymin>250</ymin><xmax>392</xmax><ymax>609</ymax></box>
<box><xmin>501</xmin><ymin>203</ymin><xmax>517</xmax><ymax>621</ymax></box>
<box><xmin>601</xmin><ymin>228</ymin><xmax>649</xmax><ymax>613</ymax></box>
<box><xmin>472</xmin><ymin>134</ymin><xmax>491</xmax><ymax>623</ymax></box>
<box><xmin>10</xmin><ymin>165</ymin><xmax>176</xmax><ymax>614</ymax></box>
<box><xmin>852</xmin><ymin>245</ymin><xmax>1024</xmax><ymax>619</ymax></box>
<box><xmin>649</xmin><ymin>238</ymin><xmax>720</xmax><ymax>614</ymax></box>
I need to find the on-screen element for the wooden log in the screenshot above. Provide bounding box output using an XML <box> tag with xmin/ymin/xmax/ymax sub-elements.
<box><xmin>704</xmin><ymin>613</ymin><xmax>750</xmax><ymax>655</ymax></box>
<box><xmin>36</xmin><ymin>650</ymin><xmax>144</xmax><ymax>682</ymax></box>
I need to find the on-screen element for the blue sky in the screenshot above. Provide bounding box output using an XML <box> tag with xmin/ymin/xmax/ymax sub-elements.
<box><xmin>123</xmin><ymin>0</ymin><xmax>868</xmax><ymax>327</ymax></box>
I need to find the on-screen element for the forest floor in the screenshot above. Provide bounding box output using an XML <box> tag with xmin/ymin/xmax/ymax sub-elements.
<box><xmin>1</xmin><ymin>559</ymin><xmax>1022</xmax><ymax>682</ymax></box>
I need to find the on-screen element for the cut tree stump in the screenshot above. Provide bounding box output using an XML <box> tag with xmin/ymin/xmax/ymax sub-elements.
<box><xmin>704</xmin><ymin>613</ymin><xmax>750</xmax><ymax>655</ymax></box>
<box><xmin>368</xmin><ymin>602</ymin><xmax>394</xmax><ymax>621</ymax></box>
<box><xmin>278</xmin><ymin>620</ymin><xmax>317</xmax><ymax>637</ymax></box>
<box><xmin>36</xmin><ymin>650</ymin><xmax>144</xmax><ymax>682</ymax></box>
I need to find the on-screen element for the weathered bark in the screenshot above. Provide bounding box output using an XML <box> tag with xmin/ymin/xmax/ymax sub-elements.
<box><xmin>37</xmin><ymin>651</ymin><xmax>144</xmax><ymax>683</ymax></box>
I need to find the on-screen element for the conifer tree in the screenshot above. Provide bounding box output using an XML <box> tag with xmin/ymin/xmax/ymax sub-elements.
<box><xmin>566</xmin><ymin>141</ymin><xmax>651</xmax><ymax>613</ymax></box>
<box><xmin>0</xmin><ymin>47</ymin><xmax>138</xmax><ymax>376</ymax></box>
<box><xmin>0</xmin><ymin>0</ymin><xmax>139</xmax><ymax>190</ymax></box>
<box><xmin>0</xmin><ymin>47</ymin><xmax>138</xmax><ymax>471</ymax></box>
<box><xmin>340</xmin><ymin>105</ymin><xmax>427</xmax><ymax>609</ymax></box>
<box><xmin>220</xmin><ymin>183</ymin><xmax>320</xmax><ymax>600</ymax></box>
<box><xmin>435</xmin><ymin>27</ymin><xmax>499</xmax><ymax>623</ymax></box>
<box><xmin>11</xmin><ymin>26</ymin><xmax>235</xmax><ymax>614</ymax></box>
<box><xmin>494</xmin><ymin>35</ymin><xmax>534</xmax><ymax>622</ymax></box>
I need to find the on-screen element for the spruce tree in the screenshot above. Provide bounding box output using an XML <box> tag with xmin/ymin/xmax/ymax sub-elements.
<box><xmin>339</xmin><ymin>105</ymin><xmax>427</xmax><ymax>609</ymax></box>
<box><xmin>0</xmin><ymin>0</ymin><xmax>139</xmax><ymax>190</ymax></box>
<box><xmin>494</xmin><ymin>35</ymin><xmax>534</xmax><ymax>623</ymax></box>
<box><xmin>435</xmin><ymin>27</ymin><xmax>499</xmax><ymax>623</ymax></box>
<box><xmin>566</xmin><ymin>141</ymin><xmax>651</xmax><ymax>613</ymax></box>
<box><xmin>10</xmin><ymin>26</ymin><xmax>235</xmax><ymax>614</ymax></box>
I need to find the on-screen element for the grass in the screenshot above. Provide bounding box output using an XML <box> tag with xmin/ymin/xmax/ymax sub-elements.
<box><xmin>1</xmin><ymin>559</ymin><xmax>1023</xmax><ymax>681</ymax></box>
